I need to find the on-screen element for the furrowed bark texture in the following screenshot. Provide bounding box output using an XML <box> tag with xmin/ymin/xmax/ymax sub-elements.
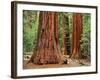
<box><xmin>29</xmin><ymin>12</ymin><xmax>61</xmax><ymax>64</ymax></box>
<box><xmin>71</xmin><ymin>13</ymin><xmax>83</xmax><ymax>59</ymax></box>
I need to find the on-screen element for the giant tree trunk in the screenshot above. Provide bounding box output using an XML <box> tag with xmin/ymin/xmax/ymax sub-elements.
<box><xmin>29</xmin><ymin>11</ymin><xmax>61</xmax><ymax>64</ymax></box>
<box><xmin>71</xmin><ymin>13</ymin><xmax>83</xmax><ymax>59</ymax></box>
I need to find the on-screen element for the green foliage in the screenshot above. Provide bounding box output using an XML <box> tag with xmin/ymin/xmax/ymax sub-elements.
<box><xmin>23</xmin><ymin>10</ymin><xmax>39</xmax><ymax>52</ymax></box>
<box><xmin>80</xmin><ymin>13</ymin><xmax>91</xmax><ymax>56</ymax></box>
<box><xmin>58</xmin><ymin>12</ymin><xmax>64</xmax><ymax>48</ymax></box>
<box><xmin>58</xmin><ymin>13</ymin><xmax>72</xmax><ymax>49</ymax></box>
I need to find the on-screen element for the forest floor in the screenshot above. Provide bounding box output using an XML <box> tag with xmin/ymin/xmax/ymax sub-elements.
<box><xmin>23</xmin><ymin>52</ymin><xmax>91</xmax><ymax>69</ymax></box>
<box><xmin>23</xmin><ymin>58</ymin><xmax>91</xmax><ymax>69</ymax></box>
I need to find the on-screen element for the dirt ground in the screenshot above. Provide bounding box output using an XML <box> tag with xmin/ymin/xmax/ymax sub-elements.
<box><xmin>23</xmin><ymin>59</ymin><xmax>91</xmax><ymax>69</ymax></box>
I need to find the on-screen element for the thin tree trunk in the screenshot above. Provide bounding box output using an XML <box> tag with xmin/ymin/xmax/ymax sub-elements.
<box><xmin>62</xmin><ymin>15</ymin><xmax>67</xmax><ymax>55</ymax></box>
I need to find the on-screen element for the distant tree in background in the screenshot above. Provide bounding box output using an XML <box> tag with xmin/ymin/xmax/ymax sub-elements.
<box><xmin>58</xmin><ymin>13</ymin><xmax>71</xmax><ymax>55</ymax></box>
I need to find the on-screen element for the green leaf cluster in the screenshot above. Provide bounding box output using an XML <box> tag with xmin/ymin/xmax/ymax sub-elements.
<box><xmin>23</xmin><ymin>10</ymin><xmax>39</xmax><ymax>52</ymax></box>
<box><xmin>80</xmin><ymin>13</ymin><xmax>91</xmax><ymax>56</ymax></box>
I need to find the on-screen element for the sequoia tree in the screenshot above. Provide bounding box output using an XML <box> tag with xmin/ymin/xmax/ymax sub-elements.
<box><xmin>71</xmin><ymin>13</ymin><xmax>83</xmax><ymax>59</ymax></box>
<box><xmin>29</xmin><ymin>11</ymin><xmax>61</xmax><ymax>64</ymax></box>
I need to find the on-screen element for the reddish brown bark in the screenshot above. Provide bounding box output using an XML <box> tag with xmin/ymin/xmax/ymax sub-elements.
<box><xmin>29</xmin><ymin>11</ymin><xmax>61</xmax><ymax>64</ymax></box>
<box><xmin>71</xmin><ymin>13</ymin><xmax>83</xmax><ymax>59</ymax></box>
